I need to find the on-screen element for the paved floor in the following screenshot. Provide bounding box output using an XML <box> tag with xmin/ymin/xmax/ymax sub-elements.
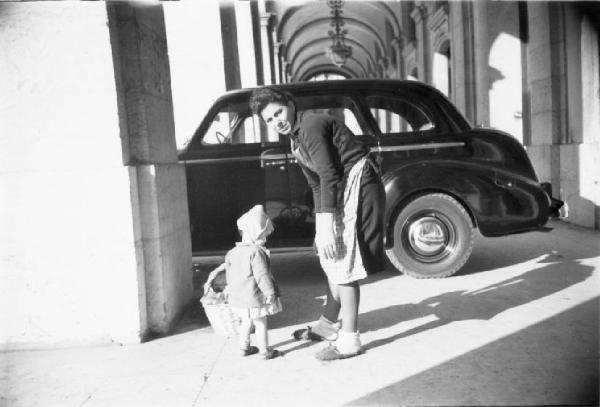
<box><xmin>2</xmin><ymin>220</ymin><xmax>599</xmax><ymax>407</ymax></box>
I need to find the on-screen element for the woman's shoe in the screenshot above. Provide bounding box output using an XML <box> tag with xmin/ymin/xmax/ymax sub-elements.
<box><xmin>292</xmin><ymin>326</ymin><xmax>325</xmax><ymax>341</ymax></box>
<box><xmin>314</xmin><ymin>344</ymin><xmax>363</xmax><ymax>361</ymax></box>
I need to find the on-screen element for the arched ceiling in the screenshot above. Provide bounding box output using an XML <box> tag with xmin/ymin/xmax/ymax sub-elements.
<box><xmin>267</xmin><ymin>1</ymin><xmax>403</xmax><ymax>81</ymax></box>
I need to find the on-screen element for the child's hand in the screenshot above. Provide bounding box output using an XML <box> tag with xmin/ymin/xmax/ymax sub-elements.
<box><xmin>265</xmin><ymin>295</ymin><xmax>275</xmax><ymax>305</ymax></box>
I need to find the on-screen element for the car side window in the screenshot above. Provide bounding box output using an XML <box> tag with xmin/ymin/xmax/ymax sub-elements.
<box><xmin>202</xmin><ymin>103</ymin><xmax>279</xmax><ymax>145</ymax></box>
<box><xmin>295</xmin><ymin>95</ymin><xmax>368</xmax><ymax>136</ymax></box>
<box><xmin>366</xmin><ymin>95</ymin><xmax>435</xmax><ymax>135</ymax></box>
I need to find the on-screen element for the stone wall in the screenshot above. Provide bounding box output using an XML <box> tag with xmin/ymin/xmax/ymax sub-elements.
<box><xmin>0</xmin><ymin>2</ymin><xmax>143</xmax><ymax>347</ymax></box>
<box><xmin>525</xmin><ymin>2</ymin><xmax>599</xmax><ymax>229</ymax></box>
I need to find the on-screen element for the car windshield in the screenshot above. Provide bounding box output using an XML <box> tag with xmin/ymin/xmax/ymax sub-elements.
<box><xmin>202</xmin><ymin>101</ymin><xmax>279</xmax><ymax>145</ymax></box>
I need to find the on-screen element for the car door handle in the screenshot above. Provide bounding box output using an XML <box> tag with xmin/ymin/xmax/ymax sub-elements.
<box><xmin>494</xmin><ymin>173</ymin><xmax>515</xmax><ymax>189</ymax></box>
<box><xmin>260</xmin><ymin>149</ymin><xmax>287</xmax><ymax>168</ymax></box>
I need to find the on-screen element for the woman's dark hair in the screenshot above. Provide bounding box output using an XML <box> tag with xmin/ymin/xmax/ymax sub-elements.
<box><xmin>249</xmin><ymin>87</ymin><xmax>295</xmax><ymax>116</ymax></box>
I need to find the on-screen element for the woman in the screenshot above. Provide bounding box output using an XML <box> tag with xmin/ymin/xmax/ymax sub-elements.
<box><xmin>250</xmin><ymin>87</ymin><xmax>385</xmax><ymax>360</ymax></box>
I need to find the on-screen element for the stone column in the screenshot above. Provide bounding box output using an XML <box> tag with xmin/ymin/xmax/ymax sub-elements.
<box><xmin>472</xmin><ymin>0</ymin><xmax>490</xmax><ymax>127</ymax></box>
<box><xmin>234</xmin><ymin>0</ymin><xmax>259</xmax><ymax>88</ymax></box>
<box><xmin>259</xmin><ymin>12</ymin><xmax>274</xmax><ymax>85</ymax></box>
<box><xmin>448</xmin><ymin>1</ymin><xmax>476</xmax><ymax>122</ymax></box>
<box><xmin>390</xmin><ymin>36</ymin><xmax>405</xmax><ymax>79</ymax></box>
<box><xmin>281</xmin><ymin>60</ymin><xmax>289</xmax><ymax>83</ymax></box>
<box><xmin>525</xmin><ymin>2</ymin><xmax>561</xmax><ymax>190</ymax></box>
<box><xmin>411</xmin><ymin>4</ymin><xmax>432</xmax><ymax>83</ymax></box>
<box><xmin>107</xmin><ymin>2</ymin><xmax>193</xmax><ymax>337</ymax></box>
<box><xmin>273</xmin><ymin>42</ymin><xmax>283</xmax><ymax>83</ymax></box>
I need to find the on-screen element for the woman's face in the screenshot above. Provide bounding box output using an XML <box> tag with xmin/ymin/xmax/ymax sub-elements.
<box><xmin>260</xmin><ymin>102</ymin><xmax>294</xmax><ymax>135</ymax></box>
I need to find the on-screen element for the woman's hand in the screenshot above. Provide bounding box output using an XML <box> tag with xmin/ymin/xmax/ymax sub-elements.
<box><xmin>315</xmin><ymin>212</ymin><xmax>337</xmax><ymax>259</ymax></box>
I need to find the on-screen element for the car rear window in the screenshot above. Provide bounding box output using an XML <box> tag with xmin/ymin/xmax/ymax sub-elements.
<box><xmin>295</xmin><ymin>94</ymin><xmax>367</xmax><ymax>136</ymax></box>
<box><xmin>366</xmin><ymin>95</ymin><xmax>435</xmax><ymax>135</ymax></box>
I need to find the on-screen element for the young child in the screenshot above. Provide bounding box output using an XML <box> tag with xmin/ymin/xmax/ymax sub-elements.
<box><xmin>207</xmin><ymin>205</ymin><xmax>282</xmax><ymax>359</ymax></box>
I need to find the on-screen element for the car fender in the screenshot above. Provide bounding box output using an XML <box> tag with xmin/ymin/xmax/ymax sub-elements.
<box><xmin>382</xmin><ymin>160</ymin><xmax>550</xmax><ymax>248</ymax></box>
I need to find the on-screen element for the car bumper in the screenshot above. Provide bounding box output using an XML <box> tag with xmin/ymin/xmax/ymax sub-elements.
<box><xmin>541</xmin><ymin>182</ymin><xmax>565</xmax><ymax>218</ymax></box>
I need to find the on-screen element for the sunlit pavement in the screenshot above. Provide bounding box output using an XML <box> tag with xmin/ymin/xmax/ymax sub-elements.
<box><xmin>3</xmin><ymin>220</ymin><xmax>599</xmax><ymax>407</ymax></box>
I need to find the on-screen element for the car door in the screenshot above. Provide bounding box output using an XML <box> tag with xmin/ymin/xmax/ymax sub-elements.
<box><xmin>181</xmin><ymin>101</ymin><xmax>286</xmax><ymax>252</ymax></box>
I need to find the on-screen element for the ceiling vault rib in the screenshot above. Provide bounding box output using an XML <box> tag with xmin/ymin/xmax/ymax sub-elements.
<box><xmin>283</xmin><ymin>16</ymin><xmax>387</xmax><ymax>63</ymax></box>
<box><xmin>299</xmin><ymin>64</ymin><xmax>358</xmax><ymax>81</ymax></box>
<box><xmin>288</xmin><ymin>37</ymin><xmax>377</xmax><ymax>75</ymax></box>
<box><xmin>293</xmin><ymin>53</ymin><xmax>367</xmax><ymax>81</ymax></box>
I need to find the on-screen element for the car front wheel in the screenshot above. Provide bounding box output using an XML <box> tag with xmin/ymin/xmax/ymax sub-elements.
<box><xmin>386</xmin><ymin>193</ymin><xmax>474</xmax><ymax>278</ymax></box>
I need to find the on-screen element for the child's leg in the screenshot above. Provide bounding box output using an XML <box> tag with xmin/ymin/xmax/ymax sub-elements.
<box><xmin>254</xmin><ymin>316</ymin><xmax>280</xmax><ymax>359</ymax></box>
<box><xmin>253</xmin><ymin>316</ymin><xmax>268</xmax><ymax>353</ymax></box>
<box><xmin>238</xmin><ymin>316</ymin><xmax>254</xmax><ymax>350</ymax></box>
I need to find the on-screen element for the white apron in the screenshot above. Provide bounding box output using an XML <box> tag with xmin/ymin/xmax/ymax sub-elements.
<box><xmin>319</xmin><ymin>157</ymin><xmax>368</xmax><ymax>284</ymax></box>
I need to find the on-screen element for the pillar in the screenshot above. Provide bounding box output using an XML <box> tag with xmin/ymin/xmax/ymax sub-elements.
<box><xmin>107</xmin><ymin>1</ymin><xmax>193</xmax><ymax>337</ymax></box>
<box><xmin>472</xmin><ymin>0</ymin><xmax>490</xmax><ymax>127</ymax></box>
<box><xmin>163</xmin><ymin>0</ymin><xmax>226</xmax><ymax>150</ymax></box>
<box><xmin>411</xmin><ymin>4</ymin><xmax>432</xmax><ymax>83</ymax></box>
<box><xmin>274</xmin><ymin>42</ymin><xmax>283</xmax><ymax>84</ymax></box>
<box><xmin>258</xmin><ymin>0</ymin><xmax>275</xmax><ymax>85</ymax></box>
<box><xmin>235</xmin><ymin>0</ymin><xmax>259</xmax><ymax>88</ymax></box>
<box><xmin>390</xmin><ymin>36</ymin><xmax>405</xmax><ymax>79</ymax></box>
<box><xmin>448</xmin><ymin>1</ymin><xmax>476</xmax><ymax>122</ymax></box>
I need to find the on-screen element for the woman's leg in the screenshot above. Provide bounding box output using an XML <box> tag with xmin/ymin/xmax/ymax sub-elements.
<box><xmin>315</xmin><ymin>281</ymin><xmax>362</xmax><ymax>359</ymax></box>
<box><xmin>308</xmin><ymin>279</ymin><xmax>341</xmax><ymax>340</ymax></box>
<box><xmin>338</xmin><ymin>281</ymin><xmax>360</xmax><ymax>332</ymax></box>
<box><xmin>323</xmin><ymin>280</ymin><xmax>341</xmax><ymax>322</ymax></box>
<box><xmin>253</xmin><ymin>316</ymin><xmax>269</xmax><ymax>353</ymax></box>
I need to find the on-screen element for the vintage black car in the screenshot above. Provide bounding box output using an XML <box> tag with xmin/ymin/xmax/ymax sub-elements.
<box><xmin>179</xmin><ymin>79</ymin><xmax>562</xmax><ymax>278</ymax></box>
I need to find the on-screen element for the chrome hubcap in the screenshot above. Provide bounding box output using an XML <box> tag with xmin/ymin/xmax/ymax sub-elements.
<box><xmin>403</xmin><ymin>213</ymin><xmax>456</xmax><ymax>263</ymax></box>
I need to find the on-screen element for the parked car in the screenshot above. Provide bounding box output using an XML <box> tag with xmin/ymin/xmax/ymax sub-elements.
<box><xmin>178</xmin><ymin>79</ymin><xmax>563</xmax><ymax>278</ymax></box>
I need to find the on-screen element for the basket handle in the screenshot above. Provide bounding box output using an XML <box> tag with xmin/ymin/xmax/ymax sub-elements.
<box><xmin>204</xmin><ymin>263</ymin><xmax>226</xmax><ymax>295</ymax></box>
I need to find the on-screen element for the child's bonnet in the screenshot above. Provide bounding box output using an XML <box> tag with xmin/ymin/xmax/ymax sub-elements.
<box><xmin>237</xmin><ymin>204</ymin><xmax>274</xmax><ymax>246</ymax></box>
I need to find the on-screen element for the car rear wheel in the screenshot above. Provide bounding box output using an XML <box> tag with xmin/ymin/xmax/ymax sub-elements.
<box><xmin>386</xmin><ymin>193</ymin><xmax>474</xmax><ymax>278</ymax></box>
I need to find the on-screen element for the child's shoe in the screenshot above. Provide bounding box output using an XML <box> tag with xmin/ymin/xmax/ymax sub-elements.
<box><xmin>239</xmin><ymin>345</ymin><xmax>259</xmax><ymax>356</ymax></box>
<box><xmin>260</xmin><ymin>348</ymin><xmax>281</xmax><ymax>360</ymax></box>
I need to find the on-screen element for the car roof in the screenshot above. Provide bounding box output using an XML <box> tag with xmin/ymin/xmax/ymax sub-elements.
<box><xmin>181</xmin><ymin>79</ymin><xmax>471</xmax><ymax>153</ymax></box>
<box><xmin>214</xmin><ymin>79</ymin><xmax>443</xmax><ymax>101</ymax></box>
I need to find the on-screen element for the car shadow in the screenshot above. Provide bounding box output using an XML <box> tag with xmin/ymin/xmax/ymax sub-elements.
<box><xmin>360</xmin><ymin>255</ymin><xmax>594</xmax><ymax>352</ymax></box>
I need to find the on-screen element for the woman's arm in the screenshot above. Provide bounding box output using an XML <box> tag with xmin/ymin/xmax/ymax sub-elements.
<box><xmin>300</xmin><ymin>117</ymin><xmax>340</xmax><ymax>259</ymax></box>
<box><xmin>301</xmin><ymin>118</ymin><xmax>341</xmax><ymax>214</ymax></box>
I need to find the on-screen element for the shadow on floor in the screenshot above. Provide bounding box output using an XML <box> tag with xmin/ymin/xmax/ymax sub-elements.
<box><xmin>360</xmin><ymin>256</ymin><xmax>594</xmax><ymax>352</ymax></box>
<box><xmin>167</xmin><ymin>224</ymin><xmax>595</xmax><ymax>340</ymax></box>
<box><xmin>346</xmin><ymin>297</ymin><xmax>599</xmax><ymax>406</ymax></box>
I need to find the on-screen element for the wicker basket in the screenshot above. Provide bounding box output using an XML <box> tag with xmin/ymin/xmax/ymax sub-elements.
<box><xmin>200</xmin><ymin>292</ymin><xmax>240</xmax><ymax>337</ymax></box>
